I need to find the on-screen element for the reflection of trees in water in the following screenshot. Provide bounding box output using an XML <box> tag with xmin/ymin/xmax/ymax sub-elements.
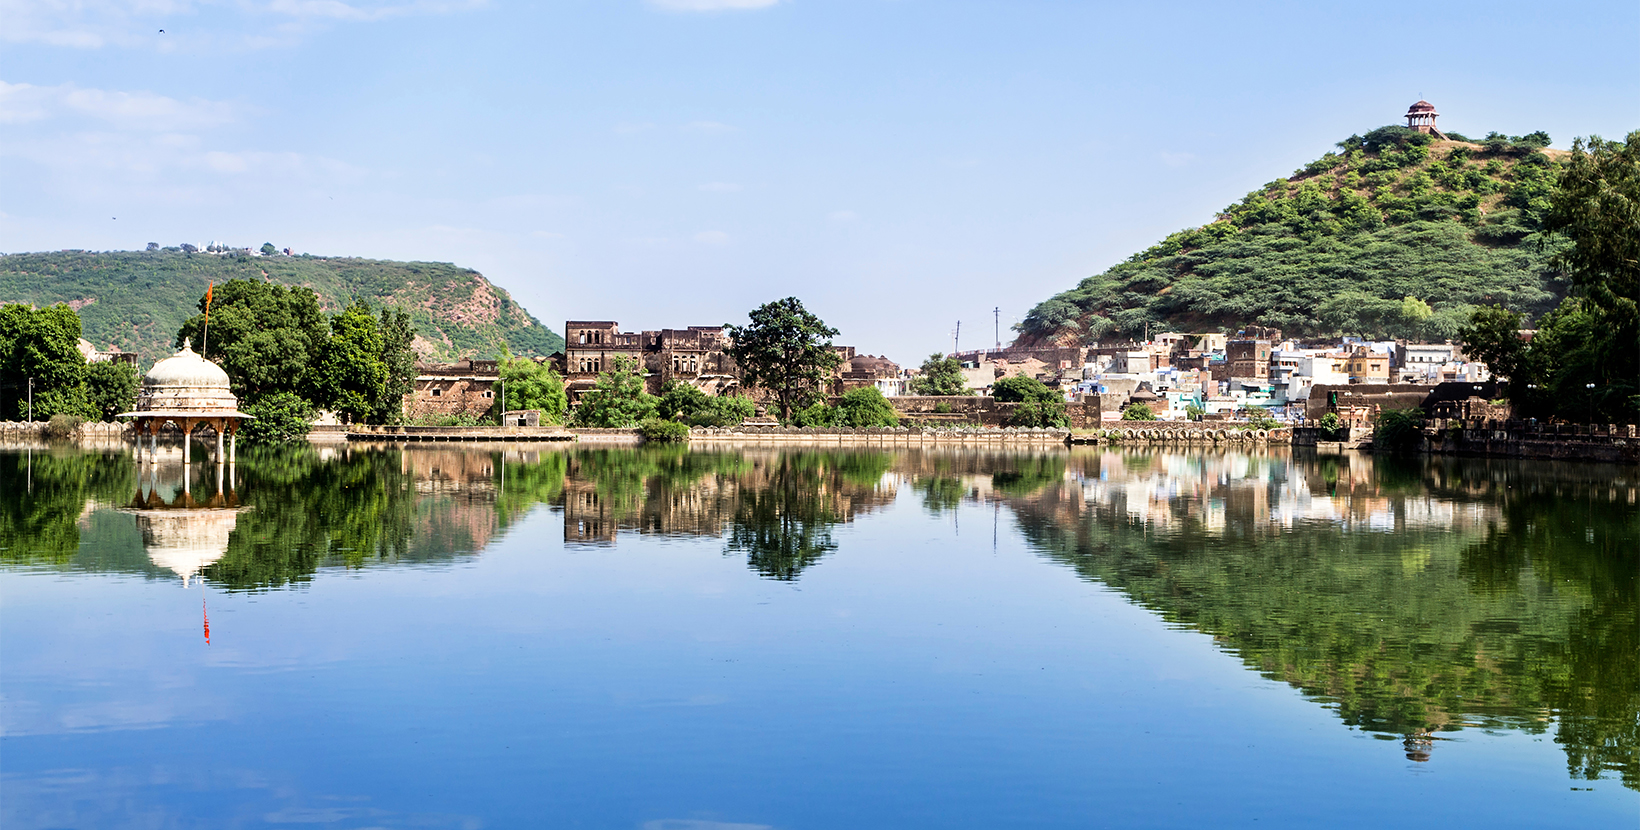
<box><xmin>1000</xmin><ymin>450</ymin><xmax>1639</xmax><ymax>790</ymax></box>
<box><xmin>0</xmin><ymin>449</ymin><xmax>136</xmax><ymax>565</ymax></box>
<box><xmin>560</xmin><ymin>447</ymin><xmax>897</xmax><ymax>581</ymax></box>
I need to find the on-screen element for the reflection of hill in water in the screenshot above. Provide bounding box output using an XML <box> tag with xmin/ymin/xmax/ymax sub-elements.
<box><xmin>4</xmin><ymin>445</ymin><xmax>1633</xmax><ymax>788</ymax></box>
<box><xmin>995</xmin><ymin>449</ymin><xmax>1639</xmax><ymax>790</ymax></box>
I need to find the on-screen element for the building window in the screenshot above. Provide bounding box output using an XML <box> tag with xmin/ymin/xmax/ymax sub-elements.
<box><xmin>431</xmin><ymin>388</ymin><xmax>442</xmax><ymax>397</ymax></box>
<box><xmin>482</xmin><ymin>390</ymin><xmax>493</xmax><ymax>398</ymax></box>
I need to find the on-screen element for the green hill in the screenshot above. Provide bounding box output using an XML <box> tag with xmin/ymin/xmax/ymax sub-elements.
<box><xmin>1019</xmin><ymin>126</ymin><xmax>1574</xmax><ymax>344</ymax></box>
<box><xmin>0</xmin><ymin>249</ymin><xmax>563</xmax><ymax>364</ymax></box>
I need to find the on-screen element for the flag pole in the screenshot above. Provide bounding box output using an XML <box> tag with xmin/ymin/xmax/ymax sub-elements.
<box><xmin>201</xmin><ymin>282</ymin><xmax>214</xmax><ymax>356</ymax></box>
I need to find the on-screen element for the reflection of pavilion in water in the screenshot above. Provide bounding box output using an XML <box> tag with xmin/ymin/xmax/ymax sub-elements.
<box><xmin>118</xmin><ymin>461</ymin><xmax>245</xmax><ymax>587</ymax></box>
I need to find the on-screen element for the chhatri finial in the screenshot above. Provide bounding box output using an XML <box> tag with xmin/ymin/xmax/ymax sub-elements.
<box><xmin>182</xmin><ymin>337</ymin><xmax>193</xmax><ymax>352</ymax></box>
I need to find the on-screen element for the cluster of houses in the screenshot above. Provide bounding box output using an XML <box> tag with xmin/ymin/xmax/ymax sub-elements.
<box><xmin>404</xmin><ymin>317</ymin><xmax>1491</xmax><ymax>427</ymax></box>
<box><xmin>942</xmin><ymin>328</ymin><xmax>1491</xmax><ymax>423</ymax></box>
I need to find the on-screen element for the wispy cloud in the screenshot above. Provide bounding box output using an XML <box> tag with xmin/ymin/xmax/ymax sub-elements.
<box><xmin>698</xmin><ymin>182</ymin><xmax>741</xmax><ymax>192</ymax></box>
<box><xmin>0</xmin><ymin>81</ymin><xmax>239</xmax><ymax>131</ymax></box>
<box><xmin>646</xmin><ymin>0</ymin><xmax>780</xmax><ymax>11</ymax></box>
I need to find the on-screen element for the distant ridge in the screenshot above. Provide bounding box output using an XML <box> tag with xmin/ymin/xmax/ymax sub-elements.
<box><xmin>0</xmin><ymin>249</ymin><xmax>564</xmax><ymax>364</ymax></box>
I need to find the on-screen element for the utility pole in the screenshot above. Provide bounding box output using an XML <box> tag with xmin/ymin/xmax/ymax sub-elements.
<box><xmin>27</xmin><ymin>377</ymin><xmax>32</xmax><ymax>422</ymax></box>
<box><xmin>953</xmin><ymin>321</ymin><xmax>960</xmax><ymax>356</ymax></box>
<box><xmin>994</xmin><ymin>307</ymin><xmax>1001</xmax><ymax>350</ymax></box>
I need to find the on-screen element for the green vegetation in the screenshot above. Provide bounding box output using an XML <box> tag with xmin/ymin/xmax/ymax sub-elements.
<box><xmin>241</xmin><ymin>392</ymin><xmax>316</xmax><ymax>444</ymax></box>
<box><xmin>725</xmin><ymin>297</ymin><xmax>843</xmax><ymax>421</ymax></box>
<box><xmin>1007</xmin><ymin>454</ymin><xmax>1638</xmax><ymax>790</ymax></box>
<box><xmin>0</xmin><ymin>303</ymin><xmax>94</xmax><ymax>420</ymax></box>
<box><xmin>656</xmin><ymin>380</ymin><xmax>754</xmax><ymax>426</ymax></box>
<box><xmin>637</xmin><ymin>417</ymin><xmax>691</xmax><ymax>442</ymax></box>
<box><xmin>1184</xmin><ymin>403</ymin><xmax>1206</xmax><ymax>421</ymax></box>
<box><xmin>570</xmin><ymin>356</ymin><xmax>658</xmax><ymax>427</ymax></box>
<box><xmin>908</xmin><ymin>353</ymin><xmax>969</xmax><ymax>396</ymax></box>
<box><xmin>84</xmin><ymin>360</ymin><xmax>138</xmax><ymax>421</ymax></box>
<box><xmin>992</xmin><ymin>376</ymin><xmax>1070</xmax><ymax>428</ymax></box>
<box><xmin>1021</xmin><ymin>125</ymin><xmax>1571</xmax><ymax>343</ymax></box>
<box><xmin>789</xmin><ymin>388</ymin><xmax>902</xmax><ymax>429</ymax></box>
<box><xmin>1241</xmin><ymin>405</ymin><xmax>1280</xmax><ymax>430</ymax></box>
<box><xmin>1120</xmin><ymin>403</ymin><xmax>1157</xmax><ymax>421</ymax></box>
<box><xmin>1459</xmin><ymin>131</ymin><xmax>1639</xmax><ymax>423</ymax></box>
<box><xmin>170</xmin><ymin>280</ymin><xmax>416</xmax><ymax>428</ymax></box>
<box><xmin>495</xmin><ymin>356</ymin><xmax>568</xmax><ymax>424</ymax></box>
<box><xmin>1372</xmin><ymin>408</ymin><xmax>1425</xmax><ymax>452</ymax></box>
<box><xmin>0</xmin><ymin>248</ymin><xmax>562</xmax><ymax>364</ymax></box>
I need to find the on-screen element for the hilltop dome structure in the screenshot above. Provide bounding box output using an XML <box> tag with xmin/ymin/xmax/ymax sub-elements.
<box><xmin>120</xmin><ymin>338</ymin><xmax>252</xmax><ymax>464</ymax></box>
<box><xmin>1404</xmin><ymin>100</ymin><xmax>1446</xmax><ymax>139</ymax></box>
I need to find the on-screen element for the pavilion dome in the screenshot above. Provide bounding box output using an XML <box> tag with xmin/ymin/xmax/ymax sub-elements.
<box><xmin>129</xmin><ymin>339</ymin><xmax>244</xmax><ymax>416</ymax></box>
<box><xmin>1406</xmin><ymin>100</ymin><xmax>1437</xmax><ymax>114</ymax></box>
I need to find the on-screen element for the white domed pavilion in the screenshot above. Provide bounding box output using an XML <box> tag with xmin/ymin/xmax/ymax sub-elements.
<box><xmin>120</xmin><ymin>338</ymin><xmax>253</xmax><ymax>464</ymax></box>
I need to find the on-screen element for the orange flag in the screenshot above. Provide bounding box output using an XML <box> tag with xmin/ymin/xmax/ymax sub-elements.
<box><xmin>202</xmin><ymin>282</ymin><xmax>214</xmax><ymax>355</ymax></box>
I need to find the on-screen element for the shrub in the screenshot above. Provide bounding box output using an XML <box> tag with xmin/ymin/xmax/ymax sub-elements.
<box><xmin>1184</xmin><ymin>403</ymin><xmax>1206</xmax><ymax>421</ymax></box>
<box><xmin>835</xmin><ymin>387</ymin><xmax>899</xmax><ymax>428</ymax></box>
<box><xmin>1243</xmin><ymin>405</ymin><xmax>1281</xmax><ymax>429</ymax></box>
<box><xmin>1372</xmin><ymin>408</ymin><xmax>1425</xmax><ymax>453</ymax></box>
<box><xmin>45</xmin><ymin>413</ymin><xmax>82</xmax><ymax>439</ymax></box>
<box><xmin>933</xmin><ymin>401</ymin><xmax>952</xmax><ymax>414</ymax></box>
<box><xmin>793</xmin><ymin>401</ymin><xmax>838</xmax><ymax>427</ymax></box>
<box><xmin>1121</xmin><ymin>403</ymin><xmax>1157</xmax><ymax>421</ymax></box>
<box><xmin>637</xmin><ymin>417</ymin><xmax>689</xmax><ymax>443</ymax></box>
<box><xmin>1317</xmin><ymin>412</ymin><xmax>1344</xmax><ymax>432</ymax></box>
<box><xmin>241</xmin><ymin>392</ymin><xmax>315</xmax><ymax>444</ymax></box>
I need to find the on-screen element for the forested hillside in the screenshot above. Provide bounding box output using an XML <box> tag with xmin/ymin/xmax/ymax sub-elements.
<box><xmin>0</xmin><ymin>249</ymin><xmax>563</xmax><ymax>363</ymax></box>
<box><xmin>1019</xmin><ymin>127</ymin><xmax>1571</xmax><ymax>344</ymax></box>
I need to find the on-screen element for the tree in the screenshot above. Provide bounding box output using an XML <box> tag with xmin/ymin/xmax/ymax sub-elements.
<box><xmin>376</xmin><ymin>307</ymin><xmax>417</xmax><ymax>424</ymax></box>
<box><xmin>0</xmin><ymin>303</ymin><xmax>94</xmax><ymax>421</ymax></box>
<box><xmin>835</xmin><ymin>387</ymin><xmax>899</xmax><ymax>427</ymax></box>
<box><xmin>496</xmin><ymin>357</ymin><xmax>568</xmax><ymax>425</ymax></box>
<box><xmin>725</xmin><ymin>297</ymin><xmax>842</xmax><ymax>421</ymax></box>
<box><xmin>1121</xmin><ymin>403</ymin><xmax>1157</xmax><ymax>421</ymax></box>
<box><xmin>571</xmin><ymin>355</ymin><xmax>657</xmax><ymax>427</ymax></box>
<box><xmin>993</xmin><ymin>375</ymin><xmax>1069</xmax><ymax>428</ymax></box>
<box><xmin>260</xmin><ymin>243</ymin><xmax>278</xmax><ymax>256</ymax></box>
<box><xmin>84</xmin><ymin>361</ymin><xmax>139</xmax><ymax>422</ymax></box>
<box><xmin>656</xmin><ymin>379</ymin><xmax>751</xmax><ymax>427</ymax></box>
<box><xmin>240</xmin><ymin>391</ymin><xmax>314</xmax><ymax>444</ymax></box>
<box><xmin>1459</xmin><ymin>305</ymin><xmax>1529</xmax><ymax>385</ymax></box>
<box><xmin>175</xmin><ymin>280</ymin><xmax>328</xmax><ymax>404</ymax></box>
<box><xmin>909</xmin><ymin>353</ymin><xmax>968</xmax><ymax>396</ymax></box>
<box><xmin>1542</xmin><ymin>131</ymin><xmax>1639</xmax><ymax>422</ymax></box>
<box><xmin>317</xmin><ymin>302</ymin><xmax>389</xmax><ymax>424</ymax></box>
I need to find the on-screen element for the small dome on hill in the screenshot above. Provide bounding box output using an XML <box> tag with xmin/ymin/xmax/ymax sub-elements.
<box><xmin>1406</xmin><ymin>100</ymin><xmax>1438</xmax><ymax>114</ymax></box>
<box><xmin>145</xmin><ymin>339</ymin><xmax>232</xmax><ymax>390</ymax></box>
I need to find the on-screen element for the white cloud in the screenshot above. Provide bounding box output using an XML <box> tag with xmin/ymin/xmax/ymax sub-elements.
<box><xmin>646</xmin><ymin>0</ymin><xmax>780</xmax><ymax>11</ymax></box>
<box><xmin>0</xmin><ymin>81</ymin><xmax>239</xmax><ymax>131</ymax></box>
<box><xmin>698</xmin><ymin>182</ymin><xmax>741</xmax><ymax>192</ymax></box>
<box><xmin>694</xmin><ymin>230</ymin><xmax>730</xmax><ymax>245</ymax></box>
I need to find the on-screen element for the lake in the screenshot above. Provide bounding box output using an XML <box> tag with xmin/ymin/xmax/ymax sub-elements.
<box><xmin>1</xmin><ymin>443</ymin><xmax>1635</xmax><ymax>829</ymax></box>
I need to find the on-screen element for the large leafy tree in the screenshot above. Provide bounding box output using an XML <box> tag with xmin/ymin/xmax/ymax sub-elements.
<box><xmin>0</xmin><ymin>303</ymin><xmax>94</xmax><ymax>420</ymax></box>
<box><xmin>992</xmin><ymin>375</ymin><xmax>1069</xmax><ymax>428</ymax></box>
<box><xmin>84</xmin><ymin>360</ymin><xmax>139</xmax><ymax>422</ymax></box>
<box><xmin>1541</xmin><ymin>131</ymin><xmax>1639</xmax><ymax>421</ymax></box>
<box><xmin>176</xmin><ymin>279</ymin><xmax>328</xmax><ymax>403</ymax></box>
<box><xmin>908</xmin><ymin>353</ymin><xmax>968</xmax><ymax>396</ymax></box>
<box><xmin>318</xmin><ymin>302</ymin><xmax>389</xmax><ymax>424</ymax></box>
<box><xmin>571</xmin><ymin>355</ymin><xmax>657</xmax><ymax>427</ymax></box>
<box><xmin>725</xmin><ymin>297</ymin><xmax>842</xmax><ymax>421</ymax></box>
<box><xmin>496</xmin><ymin>356</ymin><xmax>568</xmax><ymax>425</ymax></box>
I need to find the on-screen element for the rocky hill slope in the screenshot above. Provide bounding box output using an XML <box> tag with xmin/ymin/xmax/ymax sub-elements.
<box><xmin>1018</xmin><ymin>126</ymin><xmax>1571</xmax><ymax>345</ymax></box>
<box><xmin>0</xmin><ymin>249</ymin><xmax>563</xmax><ymax>363</ymax></box>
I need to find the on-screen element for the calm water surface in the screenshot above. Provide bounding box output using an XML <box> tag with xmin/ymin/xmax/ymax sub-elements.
<box><xmin>1</xmin><ymin>443</ymin><xmax>1635</xmax><ymax>829</ymax></box>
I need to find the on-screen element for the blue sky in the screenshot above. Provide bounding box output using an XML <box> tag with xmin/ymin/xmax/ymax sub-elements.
<box><xmin>3</xmin><ymin>0</ymin><xmax>1636</xmax><ymax>362</ymax></box>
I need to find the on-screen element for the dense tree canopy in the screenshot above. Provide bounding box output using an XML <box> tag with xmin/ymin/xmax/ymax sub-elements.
<box><xmin>908</xmin><ymin>353</ymin><xmax>969</xmax><ymax>396</ymax></box>
<box><xmin>571</xmin><ymin>356</ymin><xmax>658</xmax><ymax>428</ymax></box>
<box><xmin>725</xmin><ymin>297</ymin><xmax>842</xmax><ymax>421</ymax></box>
<box><xmin>0</xmin><ymin>303</ymin><xmax>94</xmax><ymax>421</ymax></box>
<box><xmin>1019</xmin><ymin>127</ymin><xmax>1569</xmax><ymax>344</ymax></box>
<box><xmin>495</xmin><ymin>356</ymin><xmax>568</xmax><ymax>425</ymax></box>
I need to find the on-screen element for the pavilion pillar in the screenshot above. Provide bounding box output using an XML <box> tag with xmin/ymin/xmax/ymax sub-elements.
<box><xmin>148</xmin><ymin>421</ymin><xmax>157</xmax><ymax>464</ymax></box>
<box><xmin>229</xmin><ymin>423</ymin><xmax>237</xmax><ymax>464</ymax></box>
<box><xmin>182</xmin><ymin>419</ymin><xmax>192</xmax><ymax>464</ymax></box>
<box><xmin>215</xmin><ymin>420</ymin><xmax>225</xmax><ymax>464</ymax></box>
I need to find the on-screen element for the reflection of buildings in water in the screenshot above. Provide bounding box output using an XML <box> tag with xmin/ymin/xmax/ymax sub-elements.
<box><xmin>562</xmin><ymin>452</ymin><xmax>899</xmax><ymax>547</ymax></box>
